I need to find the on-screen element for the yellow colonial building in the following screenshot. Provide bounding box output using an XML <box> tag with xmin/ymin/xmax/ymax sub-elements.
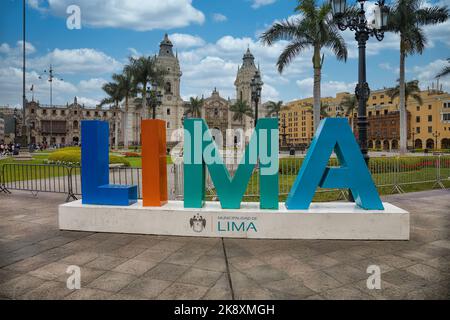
<box><xmin>280</xmin><ymin>85</ymin><xmax>450</xmax><ymax>151</ymax></box>
<box><xmin>279</xmin><ymin>93</ymin><xmax>348</xmax><ymax>147</ymax></box>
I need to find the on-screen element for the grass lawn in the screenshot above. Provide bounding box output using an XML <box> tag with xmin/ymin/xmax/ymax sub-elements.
<box><xmin>120</xmin><ymin>156</ymin><xmax>173</xmax><ymax>167</ymax></box>
<box><xmin>1</xmin><ymin>154</ymin><xmax>448</xmax><ymax>200</ymax></box>
<box><xmin>211</xmin><ymin>166</ymin><xmax>450</xmax><ymax>202</ymax></box>
<box><xmin>0</xmin><ymin>153</ymin><xmax>174</xmax><ymax>183</ymax></box>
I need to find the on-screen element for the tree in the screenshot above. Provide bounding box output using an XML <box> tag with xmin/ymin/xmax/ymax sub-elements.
<box><xmin>230</xmin><ymin>99</ymin><xmax>254</xmax><ymax>124</ymax></box>
<box><xmin>340</xmin><ymin>94</ymin><xmax>358</xmax><ymax>131</ymax></box>
<box><xmin>266</xmin><ymin>100</ymin><xmax>284</xmax><ymax>118</ymax></box>
<box><xmin>387</xmin><ymin>0</ymin><xmax>448</xmax><ymax>153</ymax></box>
<box><xmin>436</xmin><ymin>58</ymin><xmax>450</xmax><ymax>78</ymax></box>
<box><xmin>187</xmin><ymin>97</ymin><xmax>204</xmax><ymax>118</ymax></box>
<box><xmin>113</xmin><ymin>69</ymin><xmax>135</xmax><ymax>148</ymax></box>
<box><xmin>387</xmin><ymin>79</ymin><xmax>423</xmax><ymax>106</ymax></box>
<box><xmin>127</xmin><ymin>56</ymin><xmax>166</xmax><ymax>119</ymax></box>
<box><xmin>260</xmin><ymin>0</ymin><xmax>347</xmax><ymax>132</ymax></box>
<box><xmin>320</xmin><ymin>102</ymin><xmax>330</xmax><ymax>118</ymax></box>
<box><xmin>99</xmin><ymin>81</ymin><xmax>123</xmax><ymax>108</ymax></box>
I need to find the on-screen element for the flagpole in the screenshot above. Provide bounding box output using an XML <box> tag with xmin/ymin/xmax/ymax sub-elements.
<box><xmin>22</xmin><ymin>0</ymin><xmax>30</xmax><ymax>149</ymax></box>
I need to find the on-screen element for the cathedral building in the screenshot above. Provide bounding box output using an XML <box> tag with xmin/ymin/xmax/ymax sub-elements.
<box><xmin>125</xmin><ymin>34</ymin><xmax>185</xmax><ymax>148</ymax></box>
<box><xmin>24</xmin><ymin>97</ymin><xmax>123</xmax><ymax>147</ymax></box>
<box><xmin>192</xmin><ymin>47</ymin><xmax>265</xmax><ymax>146</ymax></box>
<box><xmin>20</xmin><ymin>34</ymin><xmax>267</xmax><ymax>150</ymax></box>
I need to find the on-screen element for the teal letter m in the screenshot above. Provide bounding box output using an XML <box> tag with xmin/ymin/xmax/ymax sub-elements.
<box><xmin>183</xmin><ymin>118</ymin><xmax>279</xmax><ymax>209</ymax></box>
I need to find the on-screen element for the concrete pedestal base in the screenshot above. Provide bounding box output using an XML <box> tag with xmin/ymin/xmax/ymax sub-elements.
<box><xmin>58</xmin><ymin>201</ymin><xmax>409</xmax><ymax>240</ymax></box>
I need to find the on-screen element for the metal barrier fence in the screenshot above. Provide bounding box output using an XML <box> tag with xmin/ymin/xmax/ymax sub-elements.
<box><xmin>1</xmin><ymin>155</ymin><xmax>449</xmax><ymax>201</ymax></box>
<box><xmin>172</xmin><ymin>155</ymin><xmax>450</xmax><ymax>199</ymax></box>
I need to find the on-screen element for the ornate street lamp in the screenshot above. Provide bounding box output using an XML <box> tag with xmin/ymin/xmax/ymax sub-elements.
<box><xmin>411</xmin><ymin>128</ymin><xmax>416</xmax><ymax>150</ymax></box>
<box><xmin>146</xmin><ymin>81</ymin><xmax>163</xmax><ymax>119</ymax></box>
<box><xmin>280</xmin><ymin>117</ymin><xmax>288</xmax><ymax>147</ymax></box>
<box><xmin>251</xmin><ymin>70</ymin><xmax>263</xmax><ymax>127</ymax></box>
<box><xmin>330</xmin><ymin>0</ymin><xmax>390</xmax><ymax>165</ymax></box>
<box><xmin>432</xmin><ymin>130</ymin><xmax>440</xmax><ymax>150</ymax></box>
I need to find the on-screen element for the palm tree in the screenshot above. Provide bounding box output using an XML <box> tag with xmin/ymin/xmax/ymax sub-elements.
<box><xmin>266</xmin><ymin>100</ymin><xmax>284</xmax><ymax>118</ymax></box>
<box><xmin>187</xmin><ymin>97</ymin><xmax>204</xmax><ymax>118</ymax></box>
<box><xmin>127</xmin><ymin>56</ymin><xmax>166</xmax><ymax>119</ymax></box>
<box><xmin>387</xmin><ymin>79</ymin><xmax>423</xmax><ymax>106</ymax></box>
<box><xmin>340</xmin><ymin>94</ymin><xmax>358</xmax><ymax>131</ymax></box>
<box><xmin>436</xmin><ymin>58</ymin><xmax>450</xmax><ymax>78</ymax></box>
<box><xmin>99</xmin><ymin>81</ymin><xmax>123</xmax><ymax>108</ymax></box>
<box><xmin>320</xmin><ymin>102</ymin><xmax>330</xmax><ymax>118</ymax></box>
<box><xmin>113</xmin><ymin>70</ymin><xmax>135</xmax><ymax>112</ymax></box>
<box><xmin>113</xmin><ymin>69</ymin><xmax>135</xmax><ymax>148</ymax></box>
<box><xmin>230</xmin><ymin>99</ymin><xmax>254</xmax><ymax>125</ymax></box>
<box><xmin>387</xmin><ymin>0</ymin><xmax>448</xmax><ymax>153</ymax></box>
<box><xmin>260</xmin><ymin>0</ymin><xmax>347</xmax><ymax>132</ymax></box>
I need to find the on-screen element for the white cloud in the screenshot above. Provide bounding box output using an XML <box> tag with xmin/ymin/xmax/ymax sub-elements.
<box><xmin>251</xmin><ymin>0</ymin><xmax>277</xmax><ymax>9</ymax></box>
<box><xmin>127</xmin><ymin>48</ymin><xmax>141</xmax><ymax>59</ymax></box>
<box><xmin>29</xmin><ymin>0</ymin><xmax>205</xmax><ymax>31</ymax></box>
<box><xmin>212</xmin><ymin>13</ymin><xmax>227</xmax><ymax>22</ymax></box>
<box><xmin>176</xmin><ymin>35</ymin><xmax>310</xmax><ymax>103</ymax></box>
<box><xmin>179</xmin><ymin>56</ymin><xmax>238</xmax><ymax>99</ymax></box>
<box><xmin>30</xmin><ymin>48</ymin><xmax>122</xmax><ymax>75</ymax></box>
<box><xmin>262</xmin><ymin>83</ymin><xmax>280</xmax><ymax>101</ymax></box>
<box><xmin>296</xmin><ymin>78</ymin><xmax>356</xmax><ymax>98</ymax></box>
<box><xmin>341</xmin><ymin>29</ymin><xmax>400</xmax><ymax>59</ymax></box>
<box><xmin>412</xmin><ymin>59</ymin><xmax>450</xmax><ymax>92</ymax></box>
<box><xmin>78</xmin><ymin>78</ymin><xmax>108</xmax><ymax>91</ymax></box>
<box><xmin>169</xmin><ymin>33</ymin><xmax>205</xmax><ymax>49</ymax></box>
<box><xmin>0</xmin><ymin>67</ymin><xmax>78</xmax><ymax>107</ymax></box>
<box><xmin>75</xmin><ymin>96</ymin><xmax>100</xmax><ymax>107</ymax></box>
<box><xmin>0</xmin><ymin>41</ymin><xmax>36</xmax><ymax>60</ymax></box>
<box><xmin>424</xmin><ymin>20</ymin><xmax>450</xmax><ymax>48</ymax></box>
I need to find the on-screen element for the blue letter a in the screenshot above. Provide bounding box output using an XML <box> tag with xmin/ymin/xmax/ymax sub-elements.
<box><xmin>285</xmin><ymin>118</ymin><xmax>383</xmax><ymax>210</ymax></box>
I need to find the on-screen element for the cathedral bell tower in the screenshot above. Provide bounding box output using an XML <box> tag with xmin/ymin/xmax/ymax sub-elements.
<box><xmin>234</xmin><ymin>48</ymin><xmax>259</xmax><ymax>131</ymax></box>
<box><xmin>155</xmin><ymin>34</ymin><xmax>183</xmax><ymax>146</ymax></box>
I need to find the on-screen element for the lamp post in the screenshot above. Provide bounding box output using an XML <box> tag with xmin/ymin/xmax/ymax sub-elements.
<box><xmin>411</xmin><ymin>128</ymin><xmax>415</xmax><ymax>150</ymax></box>
<box><xmin>39</xmin><ymin>65</ymin><xmax>63</xmax><ymax>146</ymax></box>
<box><xmin>330</xmin><ymin>0</ymin><xmax>389</xmax><ymax>165</ymax></box>
<box><xmin>39</xmin><ymin>65</ymin><xmax>64</xmax><ymax>109</ymax></box>
<box><xmin>432</xmin><ymin>130</ymin><xmax>440</xmax><ymax>150</ymax></box>
<box><xmin>13</xmin><ymin>108</ymin><xmax>18</xmax><ymax>144</ymax></box>
<box><xmin>146</xmin><ymin>81</ymin><xmax>163</xmax><ymax>120</ymax></box>
<box><xmin>22</xmin><ymin>0</ymin><xmax>28</xmax><ymax>149</ymax></box>
<box><xmin>251</xmin><ymin>70</ymin><xmax>263</xmax><ymax>127</ymax></box>
<box><xmin>280</xmin><ymin>117</ymin><xmax>288</xmax><ymax>147</ymax></box>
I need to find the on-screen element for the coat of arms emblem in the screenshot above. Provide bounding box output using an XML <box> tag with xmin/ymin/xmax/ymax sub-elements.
<box><xmin>190</xmin><ymin>213</ymin><xmax>206</xmax><ymax>233</ymax></box>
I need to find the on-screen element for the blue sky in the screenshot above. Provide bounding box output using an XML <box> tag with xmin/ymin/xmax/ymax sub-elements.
<box><xmin>0</xmin><ymin>0</ymin><xmax>449</xmax><ymax>108</ymax></box>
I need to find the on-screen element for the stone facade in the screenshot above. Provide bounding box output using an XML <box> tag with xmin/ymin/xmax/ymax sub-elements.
<box><xmin>24</xmin><ymin>98</ymin><xmax>123</xmax><ymax>147</ymax></box>
<box><xmin>234</xmin><ymin>48</ymin><xmax>260</xmax><ymax>132</ymax></box>
<box><xmin>0</xmin><ymin>117</ymin><xmax>4</xmax><ymax>143</ymax></box>
<box><xmin>125</xmin><ymin>34</ymin><xmax>185</xmax><ymax>147</ymax></box>
<box><xmin>14</xmin><ymin>34</ymin><xmax>267</xmax><ymax>149</ymax></box>
<box><xmin>0</xmin><ymin>107</ymin><xmax>22</xmax><ymax>144</ymax></box>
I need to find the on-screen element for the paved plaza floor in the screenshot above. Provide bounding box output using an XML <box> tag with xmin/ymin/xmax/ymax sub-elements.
<box><xmin>0</xmin><ymin>190</ymin><xmax>449</xmax><ymax>300</ymax></box>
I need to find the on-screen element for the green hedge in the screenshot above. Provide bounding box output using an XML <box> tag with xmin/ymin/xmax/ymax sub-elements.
<box><xmin>48</xmin><ymin>149</ymin><xmax>130</xmax><ymax>167</ymax></box>
<box><xmin>278</xmin><ymin>156</ymin><xmax>449</xmax><ymax>175</ymax></box>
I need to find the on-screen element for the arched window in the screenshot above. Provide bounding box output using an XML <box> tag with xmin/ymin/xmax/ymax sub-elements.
<box><xmin>414</xmin><ymin>139</ymin><xmax>422</xmax><ymax>149</ymax></box>
<box><xmin>73</xmin><ymin>121</ymin><xmax>79</xmax><ymax>129</ymax></box>
<box><xmin>165</xmin><ymin>82</ymin><xmax>172</xmax><ymax>94</ymax></box>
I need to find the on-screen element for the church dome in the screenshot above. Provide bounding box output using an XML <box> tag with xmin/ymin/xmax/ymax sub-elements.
<box><xmin>159</xmin><ymin>33</ymin><xmax>174</xmax><ymax>57</ymax></box>
<box><xmin>241</xmin><ymin>48</ymin><xmax>256</xmax><ymax>69</ymax></box>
